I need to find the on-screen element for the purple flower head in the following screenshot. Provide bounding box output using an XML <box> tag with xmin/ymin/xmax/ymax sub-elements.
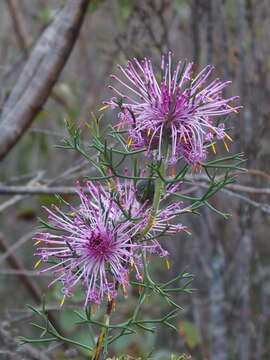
<box><xmin>105</xmin><ymin>52</ymin><xmax>242</xmax><ymax>165</ymax></box>
<box><xmin>33</xmin><ymin>180</ymin><xmax>185</xmax><ymax>306</ymax></box>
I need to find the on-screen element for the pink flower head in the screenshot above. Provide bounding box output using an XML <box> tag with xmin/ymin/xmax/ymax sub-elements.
<box><xmin>33</xmin><ymin>180</ymin><xmax>185</xmax><ymax>306</ymax></box>
<box><xmin>106</xmin><ymin>52</ymin><xmax>242</xmax><ymax>165</ymax></box>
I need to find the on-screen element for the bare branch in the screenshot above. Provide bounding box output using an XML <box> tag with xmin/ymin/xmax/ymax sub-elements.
<box><xmin>1</xmin><ymin>178</ymin><xmax>270</xmax><ymax>196</ymax></box>
<box><xmin>0</xmin><ymin>233</ymin><xmax>65</xmax><ymax>337</ymax></box>
<box><xmin>4</xmin><ymin>0</ymin><xmax>31</xmax><ymax>57</ymax></box>
<box><xmin>0</xmin><ymin>0</ymin><xmax>90</xmax><ymax>160</ymax></box>
<box><xmin>221</xmin><ymin>188</ymin><xmax>270</xmax><ymax>215</ymax></box>
<box><xmin>0</xmin><ymin>269</ymin><xmax>50</xmax><ymax>276</ymax></box>
<box><xmin>0</xmin><ymin>185</ymin><xmax>80</xmax><ymax>195</ymax></box>
<box><xmin>0</xmin><ymin>171</ymin><xmax>44</xmax><ymax>213</ymax></box>
<box><xmin>0</xmin><ymin>322</ymin><xmax>50</xmax><ymax>360</ymax></box>
<box><xmin>0</xmin><ymin>230</ymin><xmax>35</xmax><ymax>265</ymax></box>
<box><xmin>232</xmin><ymin>168</ymin><xmax>270</xmax><ymax>180</ymax></box>
<box><xmin>5</xmin><ymin>0</ymin><xmax>72</xmax><ymax>109</ymax></box>
<box><xmin>0</xmin><ymin>160</ymin><xmax>89</xmax><ymax>212</ymax></box>
<box><xmin>189</xmin><ymin>180</ymin><xmax>270</xmax><ymax>215</ymax></box>
<box><xmin>0</xmin><ymin>233</ymin><xmax>41</xmax><ymax>304</ymax></box>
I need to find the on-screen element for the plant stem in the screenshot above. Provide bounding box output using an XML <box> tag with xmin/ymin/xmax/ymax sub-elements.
<box><xmin>91</xmin><ymin>298</ymin><xmax>115</xmax><ymax>360</ymax></box>
<box><xmin>139</xmin><ymin>160</ymin><xmax>165</xmax><ymax>237</ymax></box>
<box><xmin>91</xmin><ymin>279</ymin><xmax>120</xmax><ymax>360</ymax></box>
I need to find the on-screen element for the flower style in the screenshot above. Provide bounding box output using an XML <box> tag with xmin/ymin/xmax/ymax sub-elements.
<box><xmin>105</xmin><ymin>52</ymin><xmax>242</xmax><ymax>165</ymax></box>
<box><xmin>33</xmin><ymin>180</ymin><xmax>185</xmax><ymax>306</ymax></box>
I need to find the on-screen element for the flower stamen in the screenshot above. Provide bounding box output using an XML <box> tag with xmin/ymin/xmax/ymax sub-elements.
<box><xmin>60</xmin><ymin>294</ymin><xmax>66</xmax><ymax>307</ymax></box>
<box><xmin>34</xmin><ymin>258</ymin><xmax>42</xmax><ymax>269</ymax></box>
<box><xmin>223</xmin><ymin>140</ymin><xmax>229</xmax><ymax>152</ymax></box>
<box><xmin>183</xmin><ymin>227</ymin><xmax>192</xmax><ymax>235</ymax></box>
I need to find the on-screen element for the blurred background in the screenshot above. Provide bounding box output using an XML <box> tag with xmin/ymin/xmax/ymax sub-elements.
<box><xmin>0</xmin><ymin>0</ymin><xmax>270</xmax><ymax>359</ymax></box>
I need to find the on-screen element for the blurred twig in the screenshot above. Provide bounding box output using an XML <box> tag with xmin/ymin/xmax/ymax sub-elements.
<box><xmin>0</xmin><ymin>269</ymin><xmax>51</xmax><ymax>276</ymax></box>
<box><xmin>0</xmin><ymin>170</ymin><xmax>44</xmax><ymax>213</ymax></box>
<box><xmin>0</xmin><ymin>160</ymin><xmax>89</xmax><ymax>213</ymax></box>
<box><xmin>0</xmin><ymin>182</ymin><xmax>270</xmax><ymax>196</ymax></box>
<box><xmin>0</xmin><ymin>230</ymin><xmax>36</xmax><ymax>265</ymax></box>
<box><xmin>0</xmin><ymin>185</ymin><xmax>83</xmax><ymax>195</ymax></box>
<box><xmin>0</xmin><ymin>233</ymin><xmax>42</xmax><ymax>304</ymax></box>
<box><xmin>4</xmin><ymin>0</ymin><xmax>31</xmax><ymax>58</ymax></box>
<box><xmin>0</xmin><ymin>233</ymin><xmax>67</xmax><ymax>342</ymax></box>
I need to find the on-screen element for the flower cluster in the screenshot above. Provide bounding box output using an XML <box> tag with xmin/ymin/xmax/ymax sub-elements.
<box><xmin>106</xmin><ymin>52</ymin><xmax>242</xmax><ymax>165</ymax></box>
<box><xmin>33</xmin><ymin>54</ymin><xmax>241</xmax><ymax>310</ymax></box>
<box><xmin>34</xmin><ymin>181</ymin><xmax>184</xmax><ymax>306</ymax></box>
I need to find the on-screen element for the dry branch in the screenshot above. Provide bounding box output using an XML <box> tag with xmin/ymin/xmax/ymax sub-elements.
<box><xmin>0</xmin><ymin>322</ymin><xmax>50</xmax><ymax>360</ymax></box>
<box><xmin>0</xmin><ymin>0</ymin><xmax>90</xmax><ymax>160</ymax></box>
<box><xmin>5</xmin><ymin>0</ymin><xmax>31</xmax><ymax>57</ymax></box>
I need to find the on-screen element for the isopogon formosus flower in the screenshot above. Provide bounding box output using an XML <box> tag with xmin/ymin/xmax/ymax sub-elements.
<box><xmin>33</xmin><ymin>180</ymin><xmax>187</xmax><ymax>306</ymax></box>
<box><xmin>105</xmin><ymin>52</ymin><xmax>242</xmax><ymax>166</ymax></box>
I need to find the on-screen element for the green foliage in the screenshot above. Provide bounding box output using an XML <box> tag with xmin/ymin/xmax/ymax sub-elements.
<box><xmin>225</xmin><ymin>0</ymin><xmax>237</xmax><ymax>19</ymax></box>
<box><xmin>38</xmin><ymin>194</ymin><xmax>58</xmax><ymax>208</ymax></box>
<box><xmin>32</xmin><ymin>6</ymin><xmax>56</xmax><ymax>24</ymax></box>
<box><xmin>116</xmin><ymin>0</ymin><xmax>135</xmax><ymax>20</ymax></box>
<box><xmin>88</xmin><ymin>0</ymin><xmax>106</xmax><ymax>13</ymax></box>
<box><xmin>16</xmin><ymin>206</ymin><xmax>36</xmax><ymax>220</ymax></box>
<box><xmin>178</xmin><ymin>320</ymin><xmax>199</xmax><ymax>349</ymax></box>
<box><xmin>18</xmin><ymin>303</ymin><xmax>93</xmax><ymax>353</ymax></box>
<box><xmin>19</xmin><ymin>269</ymin><xmax>194</xmax><ymax>355</ymax></box>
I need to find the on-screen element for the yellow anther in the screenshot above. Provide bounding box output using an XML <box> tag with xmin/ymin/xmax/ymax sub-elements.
<box><xmin>112</xmin><ymin>299</ymin><xmax>116</xmax><ymax>311</ymax></box>
<box><xmin>108</xmin><ymin>182</ymin><xmax>116</xmax><ymax>191</ymax></box>
<box><xmin>165</xmin><ymin>258</ymin><xmax>171</xmax><ymax>270</ymax></box>
<box><xmin>34</xmin><ymin>258</ymin><xmax>42</xmax><ymax>269</ymax></box>
<box><xmin>60</xmin><ymin>294</ymin><xmax>66</xmax><ymax>307</ymax></box>
<box><xmin>122</xmin><ymin>284</ymin><xmax>128</xmax><ymax>297</ymax></box>
<box><xmin>183</xmin><ymin>228</ymin><xmax>192</xmax><ymax>235</ymax></box>
<box><xmin>227</xmin><ymin>104</ymin><xmax>238</xmax><ymax>113</ymax></box>
<box><xmin>207</xmin><ymin>96</ymin><xmax>238</xmax><ymax>113</ymax></box>
<box><xmin>108</xmin><ymin>293</ymin><xmax>111</xmax><ymax>302</ymax></box>
<box><xmin>192</xmin><ymin>164</ymin><xmax>198</xmax><ymax>174</ymax></box>
<box><xmin>223</xmin><ymin>140</ymin><xmax>229</xmax><ymax>152</ymax></box>
<box><xmin>127</xmin><ymin>138</ymin><xmax>132</xmax><ymax>146</ymax></box>
<box><xmin>211</xmin><ymin>143</ymin><xmax>216</xmax><ymax>154</ymax></box>
<box><xmin>183</xmin><ymin>135</ymin><xmax>187</xmax><ymax>144</ymax></box>
<box><xmin>169</xmin><ymin>167</ymin><xmax>175</xmax><ymax>176</ymax></box>
<box><xmin>147</xmin><ymin>129</ymin><xmax>151</xmax><ymax>136</ymax></box>
<box><xmin>183</xmin><ymin>209</ymin><xmax>192</xmax><ymax>213</ymax></box>
<box><xmin>70</xmin><ymin>212</ymin><xmax>76</xmax><ymax>217</ymax></box>
<box><xmin>34</xmin><ymin>240</ymin><xmax>41</xmax><ymax>246</ymax></box>
<box><xmin>225</xmin><ymin>133</ymin><xmax>233</xmax><ymax>142</ymax></box>
<box><xmin>148</xmin><ymin>214</ymin><xmax>156</xmax><ymax>226</ymax></box>
<box><xmin>98</xmin><ymin>104</ymin><xmax>109</xmax><ymax>111</ymax></box>
<box><xmin>130</xmin><ymin>258</ymin><xmax>134</xmax><ymax>267</ymax></box>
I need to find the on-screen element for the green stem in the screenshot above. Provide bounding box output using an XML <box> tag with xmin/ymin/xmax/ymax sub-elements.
<box><xmin>139</xmin><ymin>161</ymin><xmax>165</xmax><ymax>237</ymax></box>
<box><xmin>91</xmin><ymin>302</ymin><xmax>113</xmax><ymax>360</ymax></box>
<box><xmin>91</xmin><ymin>282</ymin><xmax>119</xmax><ymax>360</ymax></box>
